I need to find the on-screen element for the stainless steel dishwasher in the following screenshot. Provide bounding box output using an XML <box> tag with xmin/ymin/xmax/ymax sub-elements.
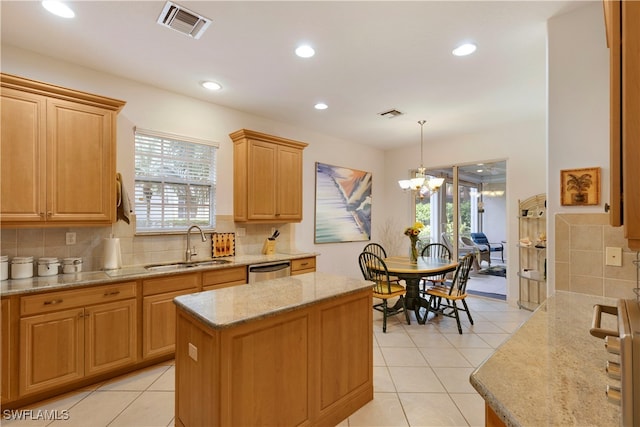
<box><xmin>248</xmin><ymin>261</ymin><xmax>291</xmax><ymax>283</ymax></box>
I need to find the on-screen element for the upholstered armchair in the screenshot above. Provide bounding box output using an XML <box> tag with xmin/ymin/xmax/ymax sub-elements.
<box><xmin>470</xmin><ymin>232</ymin><xmax>504</xmax><ymax>262</ymax></box>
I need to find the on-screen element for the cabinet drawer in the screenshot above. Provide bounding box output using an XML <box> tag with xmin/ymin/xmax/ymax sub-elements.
<box><xmin>143</xmin><ymin>273</ymin><xmax>200</xmax><ymax>296</ymax></box>
<box><xmin>202</xmin><ymin>266</ymin><xmax>247</xmax><ymax>287</ymax></box>
<box><xmin>21</xmin><ymin>282</ymin><xmax>136</xmax><ymax>316</ymax></box>
<box><xmin>291</xmin><ymin>257</ymin><xmax>316</xmax><ymax>273</ymax></box>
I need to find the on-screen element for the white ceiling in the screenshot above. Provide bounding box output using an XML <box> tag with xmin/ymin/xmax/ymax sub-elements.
<box><xmin>1</xmin><ymin>1</ymin><xmax>589</xmax><ymax>150</ymax></box>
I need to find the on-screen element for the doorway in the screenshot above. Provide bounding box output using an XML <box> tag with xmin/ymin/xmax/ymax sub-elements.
<box><xmin>414</xmin><ymin>160</ymin><xmax>507</xmax><ymax>298</ymax></box>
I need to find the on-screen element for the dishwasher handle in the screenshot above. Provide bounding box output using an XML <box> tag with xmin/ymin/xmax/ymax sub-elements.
<box><xmin>248</xmin><ymin>262</ymin><xmax>291</xmax><ymax>273</ymax></box>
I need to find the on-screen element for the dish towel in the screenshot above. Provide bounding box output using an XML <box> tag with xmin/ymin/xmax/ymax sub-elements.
<box><xmin>116</xmin><ymin>173</ymin><xmax>132</xmax><ymax>224</ymax></box>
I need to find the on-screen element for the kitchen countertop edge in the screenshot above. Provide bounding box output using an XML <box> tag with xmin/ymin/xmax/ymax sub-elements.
<box><xmin>0</xmin><ymin>252</ymin><xmax>318</xmax><ymax>296</ymax></box>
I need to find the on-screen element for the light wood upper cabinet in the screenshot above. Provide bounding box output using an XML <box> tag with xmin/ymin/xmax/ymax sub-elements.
<box><xmin>605</xmin><ymin>1</ymin><xmax>640</xmax><ymax>250</ymax></box>
<box><xmin>0</xmin><ymin>73</ymin><xmax>125</xmax><ymax>227</ymax></box>
<box><xmin>230</xmin><ymin>129</ymin><xmax>308</xmax><ymax>223</ymax></box>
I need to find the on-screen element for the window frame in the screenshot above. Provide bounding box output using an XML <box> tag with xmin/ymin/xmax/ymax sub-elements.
<box><xmin>133</xmin><ymin>127</ymin><xmax>218</xmax><ymax>235</ymax></box>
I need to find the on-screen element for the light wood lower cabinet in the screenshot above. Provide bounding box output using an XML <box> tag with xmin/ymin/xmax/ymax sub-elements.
<box><xmin>2</xmin><ymin>298</ymin><xmax>12</xmax><ymax>402</ymax></box>
<box><xmin>291</xmin><ymin>256</ymin><xmax>316</xmax><ymax>275</ymax></box>
<box><xmin>175</xmin><ymin>287</ymin><xmax>372</xmax><ymax>427</ymax></box>
<box><xmin>142</xmin><ymin>273</ymin><xmax>199</xmax><ymax>360</ymax></box>
<box><xmin>19</xmin><ymin>283</ymin><xmax>137</xmax><ymax>396</ymax></box>
<box><xmin>202</xmin><ymin>266</ymin><xmax>247</xmax><ymax>291</ymax></box>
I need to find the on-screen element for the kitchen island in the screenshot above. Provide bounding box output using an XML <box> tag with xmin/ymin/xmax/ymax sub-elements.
<box><xmin>470</xmin><ymin>291</ymin><xmax>620</xmax><ymax>426</ymax></box>
<box><xmin>173</xmin><ymin>272</ymin><xmax>373</xmax><ymax>427</ymax></box>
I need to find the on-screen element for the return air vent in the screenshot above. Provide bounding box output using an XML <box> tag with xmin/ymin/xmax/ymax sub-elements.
<box><xmin>378</xmin><ymin>109</ymin><xmax>404</xmax><ymax>118</ymax></box>
<box><xmin>157</xmin><ymin>1</ymin><xmax>211</xmax><ymax>39</ymax></box>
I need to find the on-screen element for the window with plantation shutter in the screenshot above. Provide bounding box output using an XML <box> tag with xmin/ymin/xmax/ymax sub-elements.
<box><xmin>134</xmin><ymin>128</ymin><xmax>217</xmax><ymax>233</ymax></box>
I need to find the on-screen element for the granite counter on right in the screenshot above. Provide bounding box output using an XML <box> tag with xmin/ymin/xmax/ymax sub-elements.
<box><xmin>470</xmin><ymin>291</ymin><xmax>621</xmax><ymax>426</ymax></box>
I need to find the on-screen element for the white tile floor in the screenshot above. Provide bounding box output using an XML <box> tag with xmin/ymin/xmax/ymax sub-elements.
<box><xmin>2</xmin><ymin>295</ymin><xmax>531</xmax><ymax>427</ymax></box>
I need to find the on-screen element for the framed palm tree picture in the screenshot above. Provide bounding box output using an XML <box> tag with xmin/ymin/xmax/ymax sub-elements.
<box><xmin>561</xmin><ymin>167</ymin><xmax>600</xmax><ymax>206</ymax></box>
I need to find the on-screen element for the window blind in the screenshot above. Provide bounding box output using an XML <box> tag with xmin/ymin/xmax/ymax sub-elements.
<box><xmin>134</xmin><ymin>129</ymin><xmax>217</xmax><ymax>233</ymax></box>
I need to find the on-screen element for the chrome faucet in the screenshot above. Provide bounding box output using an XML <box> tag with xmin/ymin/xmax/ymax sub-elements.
<box><xmin>185</xmin><ymin>225</ymin><xmax>206</xmax><ymax>262</ymax></box>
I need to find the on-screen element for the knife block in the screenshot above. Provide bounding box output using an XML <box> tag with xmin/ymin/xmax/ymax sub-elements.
<box><xmin>262</xmin><ymin>239</ymin><xmax>276</xmax><ymax>255</ymax></box>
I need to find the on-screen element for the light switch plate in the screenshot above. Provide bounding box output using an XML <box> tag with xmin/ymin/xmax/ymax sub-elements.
<box><xmin>188</xmin><ymin>343</ymin><xmax>198</xmax><ymax>362</ymax></box>
<box><xmin>605</xmin><ymin>247</ymin><xmax>622</xmax><ymax>267</ymax></box>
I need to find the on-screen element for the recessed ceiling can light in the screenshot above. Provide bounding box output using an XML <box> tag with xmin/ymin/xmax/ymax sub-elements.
<box><xmin>295</xmin><ymin>45</ymin><xmax>315</xmax><ymax>58</ymax></box>
<box><xmin>42</xmin><ymin>1</ymin><xmax>75</xmax><ymax>18</ymax></box>
<box><xmin>452</xmin><ymin>43</ymin><xmax>477</xmax><ymax>57</ymax></box>
<box><xmin>201</xmin><ymin>81</ymin><xmax>222</xmax><ymax>91</ymax></box>
<box><xmin>314</xmin><ymin>103</ymin><xmax>328</xmax><ymax>110</ymax></box>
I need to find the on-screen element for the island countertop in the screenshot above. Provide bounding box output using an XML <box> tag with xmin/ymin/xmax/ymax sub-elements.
<box><xmin>174</xmin><ymin>271</ymin><xmax>372</xmax><ymax>329</ymax></box>
<box><xmin>470</xmin><ymin>291</ymin><xmax>620</xmax><ymax>426</ymax></box>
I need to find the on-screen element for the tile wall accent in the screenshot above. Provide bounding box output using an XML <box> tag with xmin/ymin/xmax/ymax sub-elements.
<box><xmin>555</xmin><ymin>213</ymin><xmax>639</xmax><ymax>299</ymax></box>
<box><xmin>0</xmin><ymin>215</ymin><xmax>292</xmax><ymax>273</ymax></box>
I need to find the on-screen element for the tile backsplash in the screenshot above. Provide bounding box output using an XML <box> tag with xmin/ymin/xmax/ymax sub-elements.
<box><xmin>0</xmin><ymin>215</ymin><xmax>293</xmax><ymax>273</ymax></box>
<box><xmin>555</xmin><ymin>213</ymin><xmax>639</xmax><ymax>299</ymax></box>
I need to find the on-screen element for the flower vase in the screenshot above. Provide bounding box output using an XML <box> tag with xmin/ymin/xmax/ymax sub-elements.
<box><xmin>409</xmin><ymin>238</ymin><xmax>418</xmax><ymax>263</ymax></box>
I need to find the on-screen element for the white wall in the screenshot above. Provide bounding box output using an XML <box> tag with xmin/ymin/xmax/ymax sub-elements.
<box><xmin>547</xmin><ymin>2</ymin><xmax>610</xmax><ymax>290</ymax></box>
<box><xmin>2</xmin><ymin>46</ymin><xmax>386</xmax><ymax>279</ymax></box>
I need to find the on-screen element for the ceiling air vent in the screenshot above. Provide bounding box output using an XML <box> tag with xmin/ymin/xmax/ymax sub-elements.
<box><xmin>157</xmin><ymin>1</ymin><xmax>211</xmax><ymax>39</ymax></box>
<box><xmin>378</xmin><ymin>109</ymin><xmax>404</xmax><ymax>118</ymax></box>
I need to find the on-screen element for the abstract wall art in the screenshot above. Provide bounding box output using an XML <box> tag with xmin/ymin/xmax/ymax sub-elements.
<box><xmin>314</xmin><ymin>162</ymin><xmax>372</xmax><ymax>243</ymax></box>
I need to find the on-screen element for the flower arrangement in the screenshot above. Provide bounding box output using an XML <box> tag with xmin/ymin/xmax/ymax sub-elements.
<box><xmin>404</xmin><ymin>222</ymin><xmax>424</xmax><ymax>262</ymax></box>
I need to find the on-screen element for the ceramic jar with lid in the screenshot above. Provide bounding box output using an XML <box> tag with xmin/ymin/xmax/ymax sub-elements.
<box><xmin>0</xmin><ymin>255</ymin><xmax>8</xmax><ymax>281</ymax></box>
<box><xmin>11</xmin><ymin>256</ymin><xmax>34</xmax><ymax>279</ymax></box>
<box><xmin>62</xmin><ymin>257</ymin><xmax>83</xmax><ymax>274</ymax></box>
<box><xmin>37</xmin><ymin>257</ymin><xmax>60</xmax><ymax>277</ymax></box>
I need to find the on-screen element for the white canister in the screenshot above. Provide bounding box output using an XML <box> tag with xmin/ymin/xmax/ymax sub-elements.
<box><xmin>62</xmin><ymin>257</ymin><xmax>83</xmax><ymax>274</ymax></box>
<box><xmin>1</xmin><ymin>255</ymin><xmax>8</xmax><ymax>281</ymax></box>
<box><xmin>37</xmin><ymin>257</ymin><xmax>60</xmax><ymax>277</ymax></box>
<box><xmin>11</xmin><ymin>256</ymin><xmax>34</xmax><ymax>279</ymax></box>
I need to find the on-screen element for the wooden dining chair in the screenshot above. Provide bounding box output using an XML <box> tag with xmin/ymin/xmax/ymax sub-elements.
<box><xmin>419</xmin><ymin>243</ymin><xmax>452</xmax><ymax>295</ymax></box>
<box><xmin>425</xmin><ymin>252</ymin><xmax>475</xmax><ymax>334</ymax></box>
<box><xmin>358</xmin><ymin>251</ymin><xmax>410</xmax><ymax>333</ymax></box>
<box><xmin>362</xmin><ymin>243</ymin><xmax>401</xmax><ymax>284</ymax></box>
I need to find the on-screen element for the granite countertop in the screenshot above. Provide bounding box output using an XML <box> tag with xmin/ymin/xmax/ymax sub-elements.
<box><xmin>470</xmin><ymin>291</ymin><xmax>621</xmax><ymax>426</ymax></box>
<box><xmin>174</xmin><ymin>271</ymin><xmax>371</xmax><ymax>329</ymax></box>
<box><xmin>0</xmin><ymin>252</ymin><xmax>316</xmax><ymax>297</ymax></box>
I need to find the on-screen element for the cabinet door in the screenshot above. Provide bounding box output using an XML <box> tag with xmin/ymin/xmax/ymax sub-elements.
<box><xmin>276</xmin><ymin>145</ymin><xmax>303</xmax><ymax>221</ymax></box>
<box><xmin>621</xmin><ymin>1</ymin><xmax>640</xmax><ymax>249</ymax></box>
<box><xmin>46</xmin><ymin>98</ymin><xmax>115</xmax><ymax>223</ymax></box>
<box><xmin>247</xmin><ymin>140</ymin><xmax>278</xmax><ymax>219</ymax></box>
<box><xmin>20</xmin><ymin>308</ymin><xmax>84</xmax><ymax>396</ymax></box>
<box><xmin>143</xmin><ymin>289</ymin><xmax>196</xmax><ymax>359</ymax></box>
<box><xmin>0</xmin><ymin>88</ymin><xmax>46</xmax><ymax>222</ymax></box>
<box><xmin>1</xmin><ymin>299</ymin><xmax>11</xmax><ymax>402</ymax></box>
<box><xmin>85</xmin><ymin>299</ymin><xmax>137</xmax><ymax>376</ymax></box>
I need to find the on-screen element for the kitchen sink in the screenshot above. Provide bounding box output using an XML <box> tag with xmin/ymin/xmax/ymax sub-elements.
<box><xmin>145</xmin><ymin>259</ymin><xmax>231</xmax><ymax>271</ymax></box>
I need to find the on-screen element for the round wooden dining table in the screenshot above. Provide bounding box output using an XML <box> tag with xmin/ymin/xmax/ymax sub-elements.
<box><xmin>383</xmin><ymin>256</ymin><xmax>458</xmax><ymax>324</ymax></box>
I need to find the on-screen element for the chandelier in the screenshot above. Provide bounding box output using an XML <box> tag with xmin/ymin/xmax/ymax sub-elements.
<box><xmin>398</xmin><ymin>120</ymin><xmax>445</xmax><ymax>194</ymax></box>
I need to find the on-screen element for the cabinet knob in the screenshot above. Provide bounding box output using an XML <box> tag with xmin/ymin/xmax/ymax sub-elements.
<box><xmin>604</xmin><ymin>203</ymin><xmax>610</xmax><ymax>212</ymax></box>
<box><xmin>46</xmin><ymin>211</ymin><xmax>53</xmax><ymax>217</ymax></box>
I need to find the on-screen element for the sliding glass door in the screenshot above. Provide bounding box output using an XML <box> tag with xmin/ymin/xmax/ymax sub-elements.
<box><xmin>415</xmin><ymin>161</ymin><xmax>506</xmax><ymax>262</ymax></box>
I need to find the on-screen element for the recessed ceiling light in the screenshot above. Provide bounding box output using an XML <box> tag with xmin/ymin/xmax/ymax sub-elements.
<box><xmin>295</xmin><ymin>45</ymin><xmax>315</xmax><ymax>58</ymax></box>
<box><xmin>42</xmin><ymin>1</ymin><xmax>75</xmax><ymax>18</ymax></box>
<box><xmin>314</xmin><ymin>103</ymin><xmax>328</xmax><ymax>110</ymax></box>
<box><xmin>201</xmin><ymin>81</ymin><xmax>222</xmax><ymax>91</ymax></box>
<box><xmin>477</xmin><ymin>169</ymin><xmax>484</xmax><ymax>173</ymax></box>
<box><xmin>452</xmin><ymin>43</ymin><xmax>477</xmax><ymax>57</ymax></box>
